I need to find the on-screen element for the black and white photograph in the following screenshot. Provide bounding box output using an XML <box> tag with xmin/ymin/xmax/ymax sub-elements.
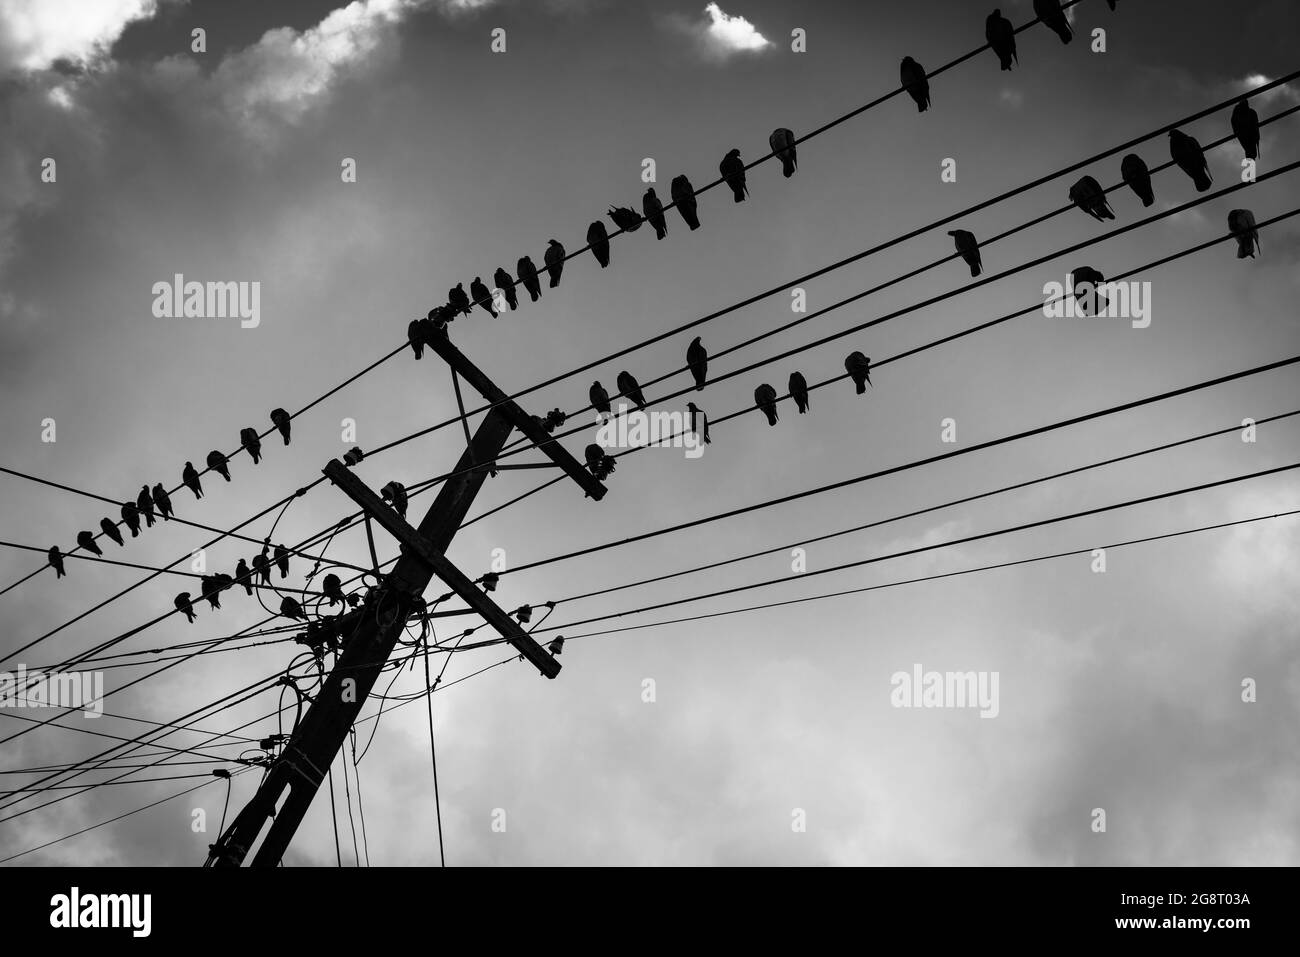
<box><xmin>0</xmin><ymin>0</ymin><xmax>1295</xmax><ymax>936</ymax></box>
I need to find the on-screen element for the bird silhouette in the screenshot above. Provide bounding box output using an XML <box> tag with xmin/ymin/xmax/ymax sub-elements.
<box><xmin>76</xmin><ymin>530</ymin><xmax>103</xmax><ymax>557</ymax></box>
<box><xmin>214</xmin><ymin>572</ymin><xmax>234</xmax><ymax>596</ymax></box>
<box><xmin>671</xmin><ymin>175</ymin><xmax>701</xmax><ymax>230</ymax></box>
<box><xmin>274</xmin><ymin>544</ymin><xmax>290</xmax><ymax>578</ymax></box>
<box><xmin>279</xmin><ymin>596</ymin><xmax>306</xmax><ymax>621</ymax></box>
<box><xmin>235</xmin><ymin>558</ymin><xmax>254</xmax><ymax>596</ymax></box>
<box><xmin>100</xmin><ymin>517</ymin><xmax>125</xmax><ymax>547</ymax></box>
<box><xmin>754</xmin><ymin>384</ymin><xmax>779</xmax><ymax>426</ymax></box>
<box><xmin>687</xmin><ymin>337</ymin><xmax>708</xmax><ymax>390</ymax></box>
<box><xmin>1120</xmin><ymin>153</ymin><xmax>1155</xmax><ymax>207</ymax></box>
<box><xmin>643</xmin><ymin>188</ymin><xmax>668</xmax><ymax>240</ymax></box>
<box><xmin>517</xmin><ymin>256</ymin><xmax>542</xmax><ymax>302</ymax></box>
<box><xmin>544</xmin><ymin>240</ymin><xmax>566</xmax><ymax>288</ymax></box>
<box><xmin>616</xmin><ymin>371</ymin><xmax>646</xmax><ymax>409</ymax></box>
<box><xmin>769</xmin><ymin>128</ymin><xmax>797</xmax><ymax>177</ymax></box>
<box><xmin>1068</xmin><ymin>176</ymin><xmax>1115</xmax><ymax>221</ymax></box>
<box><xmin>152</xmin><ymin>483</ymin><xmax>173</xmax><ymax>521</ymax></box>
<box><xmin>381</xmin><ymin>480</ymin><xmax>408</xmax><ymax>518</ymax></box>
<box><xmin>1168</xmin><ymin>130</ymin><xmax>1212</xmax><ymax>191</ymax></box>
<box><xmin>1070</xmin><ymin>266</ymin><xmax>1108</xmax><ymax>315</ymax></box>
<box><xmin>589</xmin><ymin>381</ymin><xmax>612</xmax><ymax>416</ymax></box>
<box><xmin>900</xmin><ymin>57</ymin><xmax>931</xmax><ymax>111</ymax></box>
<box><xmin>252</xmin><ymin>550</ymin><xmax>271</xmax><ymax>586</ymax></box>
<box><xmin>322</xmin><ymin>573</ymin><xmax>346</xmax><ymax>607</ymax></box>
<box><xmin>1231</xmin><ymin>98</ymin><xmax>1260</xmax><ymax>160</ymax></box>
<box><xmin>136</xmin><ymin>485</ymin><xmax>155</xmax><ymax>527</ymax></box>
<box><xmin>789</xmin><ymin>371</ymin><xmax>810</xmax><ymax>413</ymax></box>
<box><xmin>240</xmin><ymin>427</ymin><xmax>262</xmax><ymax>464</ymax></box>
<box><xmin>182</xmin><ymin>461</ymin><xmax>203</xmax><ymax>499</ymax></box>
<box><xmin>448</xmin><ymin>282</ymin><xmax>472</xmax><ymax>317</ymax></box>
<box><xmin>687</xmin><ymin>402</ymin><xmax>711</xmax><ymax>444</ymax></box>
<box><xmin>407</xmin><ymin>319</ymin><xmax>425</xmax><ymax>359</ymax></box>
<box><xmin>1034</xmin><ymin>0</ymin><xmax>1073</xmax><ymax>43</ymax></box>
<box><xmin>1228</xmin><ymin>209</ymin><xmax>1260</xmax><ymax>259</ymax></box>
<box><xmin>48</xmin><ymin>546</ymin><xmax>65</xmax><ymax>578</ymax></box>
<box><xmin>986</xmin><ymin>9</ymin><xmax>1017</xmax><ymax>70</ymax></box>
<box><xmin>207</xmin><ymin>450</ymin><xmax>231</xmax><ymax>482</ymax></box>
<box><xmin>121</xmin><ymin>502</ymin><xmax>141</xmax><ymax>537</ymax></box>
<box><xmin>494</xmin><ymin>267</ymin><xmax>519</xmax><ymax>311</ymax></box>
<box><xmin>174</xmin><ymin>592</ymin><xmax>196</xmax><ymax>623</ymax></box>
<box><xmin>270</xmin><ymin>408</ymin><xmax>291</xmax><ymax>445</ymax></box>
<box><xmin>584</xmin><ymin>443</ymin><xmax>616</xmax><ymax>479</ymax></box>
<box><xmin>845</xmin><ymin>352</ymin><xmax>872</xmax><ymax>393</ymax></box>
<box><xmin>470</xmin><ymin>277</ymin><xmax>498</xmax><ymax>318</ymax></box>
<box><xmin>587</xmin><ymin>221</ymin><xmax>611</xmax><ymax>268</ymax></box>
<box><xmin>608</xmin><ymin>205</ymin><xmax>642</xmax><ymax>233</ymax></box>
<box><xmin>200</xmin><ymin>575</ymin><xmax>222</xmax><ymax>610</ymax></box>
<box><xmin>948</xmin><ymin>229</ymin><xmax>983</xmax><ymax>276</ymax></box>
<box><xmin>719</xmin><ymin>149</ymin><xmax>748</xmax><ymax>202</ymax></box>
<box><xmin>426</xmin><ymin>306</ymin><xmax>449</xmax><ymax>330</ymax></box>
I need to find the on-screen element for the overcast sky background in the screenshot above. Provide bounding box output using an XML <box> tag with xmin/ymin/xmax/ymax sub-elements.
<box><xmin>1</xmin><ymin>0</ymin><xmax>1298</xmax><ymax>866</ymax></box>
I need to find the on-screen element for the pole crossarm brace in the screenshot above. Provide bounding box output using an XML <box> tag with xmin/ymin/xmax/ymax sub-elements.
<box><xmin>428</xmin><ymin>328</ymin><xmax>608</xmax><ymax>501</ymax></box>
<box><xmin>322</xmin><ymin>459</ymin><xmax>559</xmax><ymax>678</ymax></box>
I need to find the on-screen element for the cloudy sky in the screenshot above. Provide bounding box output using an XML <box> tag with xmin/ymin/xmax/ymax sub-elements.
<box><xmin>1</xmin><ymin>0</ymin><xmax>1298</xmax><ymax>866</ymax></box>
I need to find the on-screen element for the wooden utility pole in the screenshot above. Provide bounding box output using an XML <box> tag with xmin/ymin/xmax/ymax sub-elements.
<box><xmin>206</xmin><ymin>331</ymin><xmax>604</xmax><ymax>867</ymax></box>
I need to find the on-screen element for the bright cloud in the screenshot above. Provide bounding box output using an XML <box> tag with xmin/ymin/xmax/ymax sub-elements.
<box><xmin>701</xmin><ymin>2</ymin><xmax>771</xmax><ymax>56</ymax></box>
<box><xmin>0</xmin><ymin>0</ymin><xmax>167</xmax><ymax>73</ymax></box>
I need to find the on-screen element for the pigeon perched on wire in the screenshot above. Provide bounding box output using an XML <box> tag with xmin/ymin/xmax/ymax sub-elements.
<box><xmin>151</xmin><ymin>484</ymin><xmax>173</xmax><ymax>521</ymax></box>
<box><xmin>270</xmin><ymin>408</ymin><xmax>291</xmax><ymax>446</ymax></box>
<box><xmin>48</xmin><ymin>546</ymin><xmax>65</xmax><ymax>578</ymax></box>
<box><xmin>687</xmin><ymin>337</ymin><xmax>708</xmax><ymax>390</ymax></box>
<box><xmin>719</xmin><ymin>149</ymin><xmax>748</xmax><ymax>202</ymax></box>
<box><xmin>470</xmin><ymin>277</ymin><xmax>498</xmax><ymax>318</ymax></box>
<box><xmin>252</xmin><ymin>549</ymin><xmax>271</xmax><ymax>586</ymax></box>
<box><xmin>1070</xmin><ymin>266</ymin><xmax>1108</xmax><ymax>315</ymax></box>
<box><xmin>754</xmin><ymin>384</ymin><xmax>779</xmax><ymax>426</ymax></box>
<box><xmin>1120</xmin><ymin>154</ymin><xmax>1154</xmax><ymax>207</ymax></box>
<box><xmin>517</xmin><ymin>256</ymin><xmax>542</xmax><ymax>302</ymax></box>
<box><xmin>1169</xmin><ymin>130</ymin><xmax>1212</xmax><ymax>192</ymax></box>
<box><xmin>137</xmin><ymin>485</ymin><xmax>156</xmax><ymax>527</ymax></box>
<box><xmin>279</xmin><ymin>596</ymin><xmax>306</xmax><ymax>621</ymax></box>
<box><xmin>76</xmin><ymin>530</ymin><xmax>103</xmax><ymax>557</ymax></box>
<box><xmin>274</xmin><ymin>544</ymin><xmax>290</xmax><ymax>578</ymax></box>
<box><xmin>584</xmin><ymin>443</ymin><xmax>616</xmax><ymax>480</ymax></box>
<box><xmin>240</xmin><ymin>427</ymin><xmax>262</xmax><ymax>465</ymax></box>
<box><xmin>789</xmin><ymin>372</ymin><xmax>810</xmax><ymax>413</ymax></box>
<box><xmin>616</xmin><ymin>370</ymin><xmax>646</xmax><ymax>409</ymax></box>
<box><xmin>182</xmin><ymin>461</ymin><xmax>203</xmax><ymax>499</ymax></box>
<box><xmin>671</xmin><ymin>175</ymin><xmax>701</xmax><ymax>230</ymax></box>
<box><xmin>948</xmin><ymin>229</ymin><xmax>983</xmax><ymax>276</ymax></box>
<box><xmin>1034</xmin><ymin>0</ymin><xmax>1073</xmax><ymax>43</ymax></box>
<box><xmin>174</xmin><ymin>592</ymin><xmax>197</xmax><ymax>623</ymax></box>
<box><xmin>589</xmin><ymin>381</ymin><xmax>612</xmax><ymax>416</ymax></box>
<box><xmin>900</xmin><ymin>56</ymin><xmax>931</xmax><ymax>112</ymax></box>
<box><xmin>201</xmin><ymin>575</ymin><xmax>222</xmax><ymax>610</ymax></box>
<box><xmin>608</xmin><ymin>206</ymin><xmax>642</xmax><ymax>232</ymax></box>
<box><xmin>407</xmin><ymin>319</ymin><xmax>426</xmax><ymax>359</ymax></box>
<box><xmin>1069</xmin><ymin>176</ymin><xmax>1115</xmax><ymax>221</ymax></box>
<box><xmin>587</xmin><ymin>221</ymin><xmax>611</xmax><ymax>268</ymax></box>
<box><xmin>769</xmin><ymin>128</ymin><xmax>797</xmax><ymax>177</ymax></box>
<box><xmin>207</xmin><ymin>450</ymin><xmax>231</xmax><ymax>482</ymax></box>
<box><xmin>845</xmin><ymin>352</ymin><xmax>873</xmax><ymax>393</ymax></box>
<box><xmin>214</xmin><ymin>572</ymin><xmax>234</xmax><ymax>597</ymax></box>
<box><xmin>986</xmin><ymin>9</ymin><xmax>1017</xmax><ymax>71</ymax></box>
<box><xmin>235</xmin><ymin>558</ymin><xmax>254</xmax><ymax>596</ymax></box>
<box><xmin>1228</xmin><ymin>209</ymin><xmax>1260</xmax><ymax>259</ymax></box>
<box><xmin>1231</xmin><ymin>98</ymin><xmax>1260</xmax><ymax>160</ymax></box>
<box><xmin>380</xmin><ymin>480</ymin><xmax>408</xmax><ymax>518</ymax></box>
<box><xmin>100</xmin><ymin>517</ymin><xmax>125</xmax><ymax>547</ymax></box>
<box><xmin>121</xmin><ymin>501</ymin><xmax>142</xmax><ymax>537</ymax></box>
<box><xmin>544</xmin><ymin>240</ymin><xmax>566</xmax><ymax>288</ymax></box>
<box><xmin>643</xmin><ymin>188</ymin><xmax>668</xmax><ymax>240</ymax></box>
<box><xmin>687</xmin><ymin>402</ymin><xmax>710</xmax><ymax>444</ymax></box>
<box><xmin>494</xmin><ymin>267</ymin><xmax>519</xmax><ymax>311</ymax></box>
<box><xmin>322</xmin><ymin>573</ymin><xmax>346</xmax><ymax>607</ymax></box>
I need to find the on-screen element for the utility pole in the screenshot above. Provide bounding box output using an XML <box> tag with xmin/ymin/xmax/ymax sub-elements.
<box><xmin>207</xmin><ymin>329</ymin><xmax>605</xmax><ymax>867</ymax></box>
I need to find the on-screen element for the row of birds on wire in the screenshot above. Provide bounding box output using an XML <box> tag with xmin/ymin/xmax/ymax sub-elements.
<box><xmin>45</xmin><ymin>410</ymin><xmax>299</xmax><ymax>579</ymax></box>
